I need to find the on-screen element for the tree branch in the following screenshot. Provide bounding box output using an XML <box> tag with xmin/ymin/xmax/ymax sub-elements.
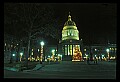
<box><xmin>33</xmin><ymin>24</ymin><xmax>41</xmax><ymax>28</ymax></box>
<box><xmin>30</xmin><ymin>31</ymin><xmax>43</xmax><ymax>38</ymax></box>
<box><xmin>32</xmin><ymin>6</ymin><xmax>40</xmax><ymax>22</ymax></box>
<box><xmin>30</xmin><ymin>28</ymin><xmax>41</xmax><ymax>33</ymax></box>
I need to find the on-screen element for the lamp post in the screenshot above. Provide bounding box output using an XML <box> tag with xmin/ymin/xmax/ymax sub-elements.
<box><xmin>52</xmin><ymin>49</ymin><xmax>55</xmax><ymax>55</ymax></box>
<box><xmin>51</xmin><ymin>49</ymin><xmax>55</xmax><ymax>61</ymax></box>
<box><xmin>20</xmin><ymin>52</ymin><xmax>23</xmax><ymax>62</ymax></box>
<box><xmin>106</xmin><ymin>49</ymin><xmax>110</xmax><ymax>61</ymax></box>
<box><xmin>12</xmin><ymin>54</ymin><xmax>15</xmax><ymax>63</ymax></box>
<box><xmin>40</xmin><ymin>41</ymin><xmax>44</xmax><ymax>64</ymax></box>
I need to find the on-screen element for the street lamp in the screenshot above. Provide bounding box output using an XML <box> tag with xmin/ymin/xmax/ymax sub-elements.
<box><xmin>52</xmin><ymin>49</ymin><xmax>55</xmax><ymax>55</ymax></box>
<box><xmin>40</xmin><ymin>41</ymin><xmax>44</xmax><ymax>64</ymax></box>
<box><xmin>20</xmin><ymin>52</ymin><xmax>23</xmax><ymax>62</ymax></box>
<box><xmin>41</xmin><ymin>41</ymin><xmax>44</xmax><ymax>46</ymax></box>
<box><xmin>12</xmin><ymin>54</ymin><xmax>15</xmax><ymax>57</ymax></box>
<box><xmin>11</xmin><ymin>54</ymin><xmax>15</xmax><ymax>63</ymax></box>
<box><xmin>106</xmin><ymin>49</ymin><xmax>110</xmax><ymax>61</ymax></box>
<box><xmin>51</xmin><ymin>49</ymin><xmax>55</xmax><ymax>61</ymax></box>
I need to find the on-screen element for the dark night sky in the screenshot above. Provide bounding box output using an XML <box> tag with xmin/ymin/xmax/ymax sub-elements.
<box><xmin>4</xmin><ymin>3</ymin><xmax>117</xmax><ymax>45</ymax></box>
<box><xmin>51</xmin><ymin>3</ymin><xmax>117</xmax><ymax>44</ymax></box>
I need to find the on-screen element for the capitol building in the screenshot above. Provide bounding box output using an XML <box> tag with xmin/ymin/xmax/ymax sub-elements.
<box><xmin>58</xmin><ymin>12</ymin><xmax>83</xmax><ymax>61</ymax></box>
<box><xmin>57</xmin><ymin>12</ymin><xmax>116</xmax><ymax>61</ymax></box>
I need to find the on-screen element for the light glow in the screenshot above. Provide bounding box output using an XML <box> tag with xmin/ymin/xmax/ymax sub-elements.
<box><xmin>38</xmin><ymin>49</ymin><xmax>39</xmax><ymax>52</ymax></box>
<box><xmin>12</xmin><ymin>54</ymin><xmax>15</xmax><ymax>56</ymax></box>
<box><xmin>5</xmin><ymin>43</ymin><xmax>6</xmax><ymax>46</ymax></box>
<box><xmin>40</xmin><ymin>41</ymin><xmax>44</xmax><ymax>46</ymax></box>
<box><xmin>52</xmin><ymin>49</ymin><xmax>55</xmax><ymax>53</ymax></box>
<box><xmin>84</xmin><ymin>49</ymin><xmax>86</xmax><ymax>51</ymax></box>
<box><xmin>106</xmin><ymin>49</ymin><xmax>109</xmax><ymax>52</ymax></box>
<box><xmin>31</xmin><ymin>52</ymin><xmax>33</xmax><ymax>55</ymax></box>
<box><xmin>95</xmin><ymin>49</ymin><xmax>97</xmax><ymax>51</ymax></box>
<box><xmin>20</xmin><ymin>53</ymin><xmax>23</xmax><ymax>56</ymax></box>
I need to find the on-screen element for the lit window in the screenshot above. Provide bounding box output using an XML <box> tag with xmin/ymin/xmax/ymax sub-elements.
<box><xmin>110</xmin><ymin>48</ymin><xmax>111</xmax><ymax>50</ymax></box>
<box><xmin>64</xmin><ymin>31</ymin><xmax>67</xmax><ymax>36</ymax></box>
<box><xmin>69</xmin><ymin>30</ymin><xmax>72</xmax><ymax>34</ymax></box>
<box><xmin>65</xmin><ymin>45</ymin><xmax>67</xmax><ymax>55</ymax></box>
<box><xmin>11</xmin><ymin>45</ymin><xmax>13</xmax><ymax>47</ymax></box>
<box><xmin>68</xmin><ymin>31</ymin><xmax>70</xmax><ymax>35</ymax></box>
<box><xmin>38</xmin><ymin>49</ymin><xmax>39</xmax><ymax>52</ymax></box>
<box><xmin>71</xmin><ymin>33</ymin><xmax>73</xmax><ymax>36</ymax></box>
<box><xmin>68</xmin><ymin>45</ymin><xmax>69</xmax><ymax>55</ymax></box>
<box><xmin>112</xmin><ymin>48</ymin><xmax>114</xmax><ymax>50</ymax></box>
<box><xmin>32</xmin><ymin>49</ymin><xmax>33</xmax><ymax>51</ymax></box>
<box><xmin>31</xmin><ymin>52</ymin><xmax>33</xmax><ymax>55</ymax></box>
<box><xmin>95</xmin><ymin>49</ymin><xmax>97</xmax><ymax>51</ymax></box>
<box><xmin>41</xmin><ymin>49</ymin><xmax>43</xmax><ymax>52</ymax></box>
<box><xmin>5</xmin><ymin>43</ymin><xmax>6</xmax><ymax>46</ymax></box>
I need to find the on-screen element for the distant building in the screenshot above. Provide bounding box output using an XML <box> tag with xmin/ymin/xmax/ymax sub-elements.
<box><xmin>83</xmin><ymin>43</ymin><xmax>116</xmax><ymax>61</ymax></box>
<box><xmin>4</xmin><ymin>33</ymin><xmax>26</xmax><ymax>63</ymax></box>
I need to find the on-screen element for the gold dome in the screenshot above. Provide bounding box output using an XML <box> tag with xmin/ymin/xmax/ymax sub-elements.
<box><xmin>62</xmin><ymin>12</ymin><xmax>79</xmax><ymax>41</ymax></box>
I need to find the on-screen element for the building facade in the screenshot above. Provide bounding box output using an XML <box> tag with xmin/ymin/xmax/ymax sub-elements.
<box><xmin>83</xmin><ymin>43</ymin><xmax>117</xmax><ymax>61</ymax></box>
<box><xmin>58</xmin><ymin>13</ymin><xmax>84</xmax><ymax>61</ymax></box>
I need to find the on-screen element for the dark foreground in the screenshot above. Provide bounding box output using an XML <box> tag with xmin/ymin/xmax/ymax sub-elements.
<box><xmin>4</xmin><ymin>61</ymin><xmax>116</xmax><ymax>79</ymax></box>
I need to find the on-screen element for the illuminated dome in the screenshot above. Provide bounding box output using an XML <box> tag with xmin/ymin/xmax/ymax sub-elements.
<box><xmin>64</xmin><ymin>14</ymin><xmax>76</xmax><ymax>26</ymax></box>
<box><xmin>62</xmin><ymin>12</ymin><xmax>79</xmax><ymax>41</ymax></box>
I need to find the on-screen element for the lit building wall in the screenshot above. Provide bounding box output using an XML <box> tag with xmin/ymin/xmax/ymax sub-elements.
<box><xmin>83</xmin><ymin>44</ymin><xmax>117</xmax><ymax>60</ymax></box>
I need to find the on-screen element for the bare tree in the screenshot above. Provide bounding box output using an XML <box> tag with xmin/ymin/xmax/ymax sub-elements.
<box><xmin>4</xmin><ymin>3</ymin><xmax>60</xmax><ymax>67</ymax></box>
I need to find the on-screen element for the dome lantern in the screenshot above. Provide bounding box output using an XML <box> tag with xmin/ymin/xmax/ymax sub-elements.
<box><xmin>68</xmin><ymin>12</ymin><xmax>71</xmax><ymax>21</ymax></box>
<box><xmin>64</xmin><ymin>12</ymin><xmax>76</xmax><ymax>26</ymax></box>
